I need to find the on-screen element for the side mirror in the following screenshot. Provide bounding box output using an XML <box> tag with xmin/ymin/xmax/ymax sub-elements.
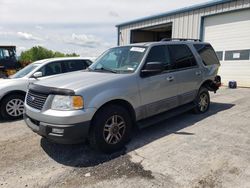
<box><xmin>140</xmin><ymin>62</ymin><xmax>164</xmax><ymax>77</ymax></box>
<box><xmin>32</xmin><ymin>71</ymin><xmax>43</xmax><ymax>78</ymax></box>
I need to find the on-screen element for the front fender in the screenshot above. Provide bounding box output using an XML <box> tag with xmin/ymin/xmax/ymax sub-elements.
<box><xmin>87</xmin><ymin>88</ymin><xmax>139</xmax><ymax>110</ymax></box>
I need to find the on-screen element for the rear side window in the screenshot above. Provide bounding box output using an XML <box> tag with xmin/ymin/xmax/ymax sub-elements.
<box><xmin>168</xmin><ymin>45</ymin><xmax>197</xmax><ymax>69</ymax></box>
<box><xmin>194</xmin><ymin>44</ymin><xmax>220</xmax><ymax>66</ymax></box>
<box><xmin>65</xmin><ymin>60</ymin><xmax>89</xmax><ymax>72</ymax></box>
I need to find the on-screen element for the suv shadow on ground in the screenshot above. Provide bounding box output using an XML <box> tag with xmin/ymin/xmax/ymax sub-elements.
<box><xmin>40</xmin><ymin>102</ymin><xmax>235</xmax><ymax>168</ymax></box>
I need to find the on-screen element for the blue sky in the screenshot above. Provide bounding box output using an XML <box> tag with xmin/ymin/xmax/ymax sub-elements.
<box><xmin>0</xmin><ymin>0</ymin><xmax>208</xmax><ymax>57</ymax></box>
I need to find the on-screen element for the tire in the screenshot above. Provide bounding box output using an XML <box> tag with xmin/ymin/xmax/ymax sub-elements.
<box><xmin>0</xmin><ymin>94</ymin><xmax>25</xmax><ymax>120</ymax></box>
<box><xmin>193</xmin><ymin>87</ymin><xmax>210</xmax><ymax>114</ymax></box>
<box><xmin>88</xmin><ymin>104</ymin><xmax>132</xmax><ymax>153</ymax></box>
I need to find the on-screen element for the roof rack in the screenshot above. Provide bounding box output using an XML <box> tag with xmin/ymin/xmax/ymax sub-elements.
<box><xmin>161</xmin><ymin>38</ymin><xmax>201</xmax><ymax>42</ymax></box>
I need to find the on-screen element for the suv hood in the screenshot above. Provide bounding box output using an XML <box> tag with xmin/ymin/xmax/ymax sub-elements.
<box><xmin>33</xmin><ymin>71</ymin><xmax>129</xmax><ymax>91</ymax></box>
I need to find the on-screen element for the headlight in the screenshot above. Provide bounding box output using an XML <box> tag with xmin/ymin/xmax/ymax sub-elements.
<box><xmin>51</xmin><ymin>95</ymin><xmax>84</xmax><ymax>110</ymax></box>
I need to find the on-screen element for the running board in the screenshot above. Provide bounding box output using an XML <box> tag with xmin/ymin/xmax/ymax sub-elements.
<box><xmin>137</xmin><ymin>102</ymin><xmax>196</xmax><ymax>129</ymax></box>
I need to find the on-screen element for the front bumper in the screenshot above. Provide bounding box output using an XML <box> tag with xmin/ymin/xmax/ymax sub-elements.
<box><xmin>24</xmin><ymin>113</ymin><xmax>90</xmax><ymax>144</ymax></box>
<box><xmin>24</xmin><ymin>105</ymin><xmax>96</xmax><ymax>144</ymax></box>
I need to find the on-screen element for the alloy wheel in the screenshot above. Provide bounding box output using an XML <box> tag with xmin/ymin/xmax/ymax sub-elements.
<box><xmin>6</xmin><ymin>99</ymin><xmax>24</xmax><ymax>117</ymax></box>
<box><xmin>103</xmin><ymin>115</ymin><xmax>126</xmax><ymax>145</ymax></box>
<box><xmin>199</xmin><ymin>93</ymin><xmax>209</xmax><ymax>112</ymax></box>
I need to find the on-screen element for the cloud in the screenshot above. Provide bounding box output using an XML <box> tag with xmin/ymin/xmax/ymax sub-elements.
<box><xmin>16</xmin><ymin>46</ymin><xmax>27</xmax><ymax>53</ymax></box>
<box><xmin>17</xmin><ymin>32</ymin><xmax>43</xmax><ymax>41</ymax></box>
<box><xmin>35</xmin><ymin>25</ymin><xmax>43</xmax><ymax>30</ymax></box>
<box><xmin>0</xmin><ymin>0</ymin><xmax>208</xmax><ymax>24</ymax></box>
<box><xmin>17</xmin><ymin>46</ymin><xmax>27</xmax><ymax>51</ymax></box>
<box><xmin>109</xmin><ymin>11</ymin><xmax>119</xmax><ymax>18</ymax></box>
<box><xmin>65</xmin><ymin>33</ymin><xmax>102</xmax><ymax>48</ymax></box>
<box><xmin>0</xmin><ymin>0</ymin><xmax>208</xmax><ymax>57</ymax></box>
<box><xmin>0</xmin><ymin>31</ymin><xmax>13</xmax><ymax>36</ymax></box>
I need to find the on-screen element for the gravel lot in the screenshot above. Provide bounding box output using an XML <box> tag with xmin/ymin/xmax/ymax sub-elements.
<box><xmin>0</xmin><ymin>88</ymin><xmax>250</xmax><ymax>188</ymax></box>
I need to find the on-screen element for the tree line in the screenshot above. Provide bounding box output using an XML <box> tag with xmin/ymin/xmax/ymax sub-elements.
<box><xmin>19</xmin><ymin>46</ymin><xmax>79</xmax><ymax>64</ymax></box>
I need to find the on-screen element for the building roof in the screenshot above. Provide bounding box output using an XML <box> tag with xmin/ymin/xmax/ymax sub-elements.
<box><xmin>116</xmin><ymin>0</ymin><xmax>233</xmax><ymax>27</ymax></box>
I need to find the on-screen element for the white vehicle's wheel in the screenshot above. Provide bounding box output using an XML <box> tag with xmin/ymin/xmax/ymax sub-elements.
<box><xmin>0</xmin><ymin>94</ymin><xmax>25</xmax><ymax>120</ymax></box>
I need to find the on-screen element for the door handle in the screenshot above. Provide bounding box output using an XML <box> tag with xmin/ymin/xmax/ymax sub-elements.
<box><xmin>166</xmin><ymin>76</ymin><xmax>174</xmax><ymax>82</ymax></box>
<box><xmin>195</xmin><ymin>71</ymin><xmax>202</xmax><ymax>76</ymax></box>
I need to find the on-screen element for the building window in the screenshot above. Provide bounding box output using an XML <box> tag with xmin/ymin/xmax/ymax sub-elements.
<box><xmin>225</xmin><ymin>50</ymin><xmax>250</xmax><ymax>61</ymax></box>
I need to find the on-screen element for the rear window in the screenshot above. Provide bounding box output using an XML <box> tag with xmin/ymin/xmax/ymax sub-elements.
<box><xmin>194</xmin><ymin>44</ymin><xmax>220</xmax><ymax>66</ymax></box>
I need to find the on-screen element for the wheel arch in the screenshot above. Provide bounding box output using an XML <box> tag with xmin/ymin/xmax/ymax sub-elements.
<box><xmin>91</xmin><ymin>99</ymin><xmax>136</xmax><ymax>126</ymax></box>
<box><xmin>199</xmin><ymin>79</ymin><xmax>216</xmax><ymax>92</ymax></box>
<box><xmin>0</xmin><ymin>90</ymin><xmax>26</xmax><ymax>103</ymax></box>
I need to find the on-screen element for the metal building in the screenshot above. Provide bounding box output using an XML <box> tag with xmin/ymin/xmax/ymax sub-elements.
<box><xmin>116</xmin><ymin>0</ymin><xmax>250</xmax><ymax>87</ymax></box>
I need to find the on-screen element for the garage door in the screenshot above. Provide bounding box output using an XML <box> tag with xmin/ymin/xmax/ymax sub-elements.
<box><xmin>203</xmin><ymin>9</ymin><xmax>250</xmax><ymax>87</ymax></box>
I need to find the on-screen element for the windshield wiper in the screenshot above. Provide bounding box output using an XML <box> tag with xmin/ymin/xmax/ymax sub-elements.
<box><xmin>87</xmin><ymin>67</ymin><xmax>93</xmax><ymax>72</ymax></box>
<box><xmin>94</xmin><ymin>66</ymin><xmax>117</xmax><ymax>73</ymax></box>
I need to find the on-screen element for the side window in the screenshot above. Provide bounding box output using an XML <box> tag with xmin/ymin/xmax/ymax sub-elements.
<box><xmin>169</xmin><ymin>45</ymin><xmax>197</xmax><ymax>69</ymax></box>
<box><xmin>39</xmin><ymin>62</ymin><xmax>63</xmax><ymax>77</ymax></box>
<box><xmin>145</xmin><ymin>45</ymin><xmax>173</xmax><ymax>71</ymax></box>
<box><xmin>0</xmin><ymin>49</ymin><xmax>4</xmax><ymax>60</ymax></box>
<box><xmin>194</xmin><ymin>44</ymin><xmax>220</xmax><ymax>65</ymax></box>
<box><xmin>3</xmin><ymin>49</ymin><xmax>10</xmax><ymax>59</ymax></box>
<box><xmin>0</xmin><ymin>49</ymin><xmax>10</xmax><ymax>60</ymax></box>
<box><xmin>65</xmin><ymin>60</ymin><xmax>88</xmax><ymax>72</ymax></box>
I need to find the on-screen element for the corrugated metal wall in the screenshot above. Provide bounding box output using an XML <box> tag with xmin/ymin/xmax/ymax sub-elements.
<box><xmin>118</xmin><ymin>0</ymin><xmax>250</xmax><ymax>45</ymax></box>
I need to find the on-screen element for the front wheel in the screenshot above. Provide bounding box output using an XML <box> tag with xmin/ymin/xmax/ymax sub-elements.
<box><xmin>88</xmin><ymin>105</ymin><xmax>132</xmax><ymax>153</ymax></box>
<box><xmin>0</xmin><ymin>94</ymin><xmax>25</xmax><ymax>120</ymax></box>
<box><xmin>193</xmin><ymin>87</ymin><xmax>210</xmax><ymax>114</ymax></box>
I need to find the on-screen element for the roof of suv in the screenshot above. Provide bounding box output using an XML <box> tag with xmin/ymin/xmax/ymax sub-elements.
<box><xmin>121</xmin><ymin>39</ymin><xmax>210</xmax><ymax>47</ymax></box>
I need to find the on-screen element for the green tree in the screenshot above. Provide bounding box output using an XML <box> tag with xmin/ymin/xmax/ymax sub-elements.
<box><xmin>19</xmin><ymin>46</ymin><xmax>79</xmax><ymax>63</ymax></box>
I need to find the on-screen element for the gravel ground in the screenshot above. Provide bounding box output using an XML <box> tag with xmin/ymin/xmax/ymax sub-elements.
<box><xmin>0</xmin><ymin>88</ymin><xmax>249</xmax><ymax>188</ymax></box>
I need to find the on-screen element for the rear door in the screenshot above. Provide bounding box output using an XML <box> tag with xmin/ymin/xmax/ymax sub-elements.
<box><xmin>168</xmin><ymin>44</ymin><xmax>203</xmax><ymax>105</ymax></box>
<box><xmin>138</xmin><ymin>45</ymin><xmax>178</xmax><ymax>119</ymax></box>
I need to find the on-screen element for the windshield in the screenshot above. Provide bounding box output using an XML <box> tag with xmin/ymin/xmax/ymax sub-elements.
<box><xmin>89</xmin><ymin>46</ymin><xmax>147</xmax><ymax>73</ymax></box>
<box><xmin>11</xmin><ymin>63</ymin><xmax>39</xmax><ymax>78</ymax></box>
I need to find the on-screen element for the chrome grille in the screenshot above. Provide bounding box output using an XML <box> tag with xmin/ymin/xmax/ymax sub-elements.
<box><xmin>26</xmin><ymin>90</ymin><xmax>48</xmax><ymax>110</ymax></box>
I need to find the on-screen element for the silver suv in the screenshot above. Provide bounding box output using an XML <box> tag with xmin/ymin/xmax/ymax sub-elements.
<box><xmin>24</xmin><ymin>39</ymin><xmax>221</xmax><ymax>153</ymax></box>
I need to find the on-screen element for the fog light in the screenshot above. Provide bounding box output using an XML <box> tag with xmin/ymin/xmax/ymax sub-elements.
<box><xmin>52</xmin><ymin>128</ymin><xmax>64</xmax><ymax>134</ymax></box>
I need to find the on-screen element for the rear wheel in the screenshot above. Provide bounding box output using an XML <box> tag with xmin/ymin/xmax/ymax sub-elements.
<box><xmin>0</xmin><ymin>94</ymin><xmax>25</xmax><ymax>120</ymax></box>
<box><xmin>193</xmin><ymin>87</ymin><xmax>210</xmax><ymax>114</ymax></box>
<box><xmin>88</xmin><ymin>104</ymin><xmax>132</xmax><ymax>153</ymax></box>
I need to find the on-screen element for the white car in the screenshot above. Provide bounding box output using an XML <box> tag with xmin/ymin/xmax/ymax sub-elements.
<box><xmin>0</xmin><ymin>57</ymin><xmax>92</xmax><ymax>120</ymax></box>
